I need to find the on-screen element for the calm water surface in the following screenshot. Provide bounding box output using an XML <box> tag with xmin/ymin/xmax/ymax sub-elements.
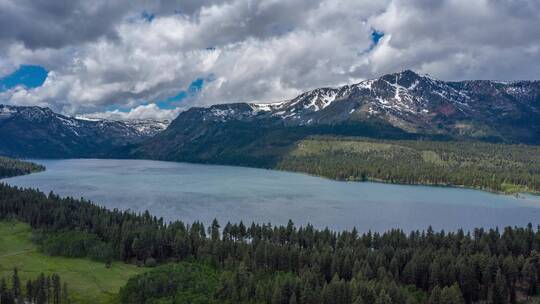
<box><xmin>3</xmin><ymin>159</ymin><xmax>540</xmax><ymax>232</ymax></box>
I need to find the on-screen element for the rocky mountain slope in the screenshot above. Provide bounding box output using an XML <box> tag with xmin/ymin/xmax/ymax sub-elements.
<box><xmin>129</xmin><ymin>70</ymin><xmax>540</xmax><ymax>166</ymax></box>
<box><xmin>0</xmin><ymin>105</ymin><xmax>168</xmax><ymax>157</ymax></box>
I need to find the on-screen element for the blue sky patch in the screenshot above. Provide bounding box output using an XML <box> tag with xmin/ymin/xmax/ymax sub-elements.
<box><xmin>156</xmin><ymin>76</ymin><xmax>211</xmax><ymax>109</ymax></box>
<box><xmin>141</xmin><ymin>11</ymin><xmax>155</xmax><ymax>22</ymax></box>
<box><xmin>105</xmin><ymin>104</ymin><xmax>130</xmax><ymax>112</ymax></box>
<box><xmin>371</xmin><ymin>30</ymin><xmax>384</xmax><ymax>45</ymax></box>
<box><xmin>0</xmin><ymin>65</ymin><xmax>48</xmax><ymax>91</ymax></box>
<box><xmin>359</xmin><ymin>29</ymin><xmax>385</xmax><ymax>55</ymax></box>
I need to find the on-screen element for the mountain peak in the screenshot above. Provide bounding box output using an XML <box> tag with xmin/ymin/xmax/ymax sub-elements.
<box><xmin>380</xmin><ymin>69</ymin><xmax>424</xmax><ymax>83</ymax></box>
<box><xmin>397</xmin><ymin>69</ymin><xmax>420</xmax><ymax>77</ymax></box>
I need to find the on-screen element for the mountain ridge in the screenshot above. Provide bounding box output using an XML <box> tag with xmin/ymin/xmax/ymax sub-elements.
<box><xmin>125</xmin><ymin>70</ymin><xmax>539</xmax><ymax>167</ymax></box>
<box><xmin>0</xmin><ymin>104</ymin><xmax>169</xmax><ymax>158</ymax></box>
<box><xmin>168</xmin><ymin>69</ymin><xmax>539</xmax><ymax>143</ymax></box>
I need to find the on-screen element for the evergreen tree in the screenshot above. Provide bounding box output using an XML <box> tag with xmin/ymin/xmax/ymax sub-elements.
<box><xmin>12</xmin><ymin>267</ymin><xmax>20</xmax><ymax>301</ymax></box>
<box><xmin>26</xmin><ymin>279</ymin><xmax>33</xmax><ymax>303</ymax></box>
<box><xmin>289</xmin><ymin>291</ymin><xmax>297</xmax><ymax>304</ymax></box>
<box><xmin>62</xmin><ymin>282</ymin><xmax>69</xmax><ymax>304</ymax></box>
<box><xmin>493</xmin><ymin>269</ymin><xmax>507</xmax><ymax>304</ymax></box>
<box><xmin>52</xmin><ymin>274</ymin><xmax>61</xmax><ymax>304</ymax></box>
<box><xmin>210</xmin><ymin>218</ymin><xmax>221</xmax><ymax>241</ymax></box>
<box><xmin>36</xmin><ymin>273</ymin><xmax>47</xmax><ymax>304</ymax></box>
<box><xmin>374</xmin><ymin>290</ymin><xmax>392</xmax><ymax>304</ymax></box>
<box><xmin>0</xmin><ymin>277</ymin><xmax>14</xmax><ymax>304</ymax></box>
<box><xmin>522</xmin><ymin>258</ymin><xmax>538</xmax><ymax>297</ymax></box>
<box><xmin>429</xmin><ymin>286</ymin><xmax>442</xmax><ymax>304</ymax></box>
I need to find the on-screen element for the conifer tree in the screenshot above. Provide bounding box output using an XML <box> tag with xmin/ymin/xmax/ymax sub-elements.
<box><xmin>522</xmin><ymin>258</ymin><xmax>538</xmax><ymax>297</ymax></box>
<box><xmin>26</xmin><ymin>279</ymin><xmax>33</xmax><ymax>303</ymax></box>
<box><xmin>62</xmin><ymin>282</ymin><xmax>69</xmax><ymax>304</ymax></box>
<box><xmin>439</xmin><ymin>284</ymin><xmax>464</xmax><ymax>304</ymax></box>
<box><xmin>429</xmin><ymin>286</ymin><xmax>442</xmax><ymax>304</ymax></box>
<box><xmin>493</xmin><ymin>269</ymin><xmax>507</xmax><ymax>304</ymax></box>
<box><xmin>12</xmin><ymin>267</ymin><xmax>20</xmax><ymax>300</ymax></box>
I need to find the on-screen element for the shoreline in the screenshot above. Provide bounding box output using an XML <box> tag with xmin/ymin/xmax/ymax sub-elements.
<box><xmin>11</xmin><ymin>157</ymin><xmax>540</xmax><ymax>199</ymax></box>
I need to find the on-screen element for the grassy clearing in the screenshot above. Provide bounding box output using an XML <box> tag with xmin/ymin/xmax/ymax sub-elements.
<box><xmin>289</xmin><ymin>138</ymin><xmax>400</xmax><ymax>156</ymax></box>
<box><xmin>0</xmin><ymin>220</ymin><xmax>147</xmax><ymax>304</ymax></box>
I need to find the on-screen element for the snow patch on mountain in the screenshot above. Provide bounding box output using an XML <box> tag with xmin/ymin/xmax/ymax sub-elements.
<box><xmin>123</xmin><ymin>120</ymin><xmax>170</xmax><ymax>136</ymax></box>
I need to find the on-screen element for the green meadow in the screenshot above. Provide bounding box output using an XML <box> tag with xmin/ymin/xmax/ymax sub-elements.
<box><xmin>0</xmin><ymin>220</ymin><xmax>147</xmax><ymax>304</ymax></box>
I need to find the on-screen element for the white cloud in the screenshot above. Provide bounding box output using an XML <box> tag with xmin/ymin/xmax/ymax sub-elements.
<box><xmin>81</xmin><ymin>103</ymin><xmax>180</xmax><ymax>121</ymax></box>
<box><xmin>368</xmin><ymin>0</ymin><xmax>540</xmax><ymax>80</ymax></box>
<box><xmin>1</xmin><ymin>0</ymin><xmax>539</xmax><ymax>119</ymax></box>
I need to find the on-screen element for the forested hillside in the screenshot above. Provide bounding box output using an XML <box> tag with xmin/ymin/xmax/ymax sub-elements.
<box><xmin>1</xmin><ymin>183</ymin><xmax>540</xmax><ymax>303</ymax></box>
<box><xmin>278</xmin><ymin>137</ymin><xmax>540</xmax><ymax>194</ymax></box>
<box><xmin>0</xmin><ymin>156</ymin><xmax>44</xmax><ymax>179</ymax></box>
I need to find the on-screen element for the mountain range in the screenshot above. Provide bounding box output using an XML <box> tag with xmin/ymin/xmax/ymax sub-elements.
<box><xmin>127</xmin><ymin>70</ymin><xmax>540</xmax><ymax>166</ymax></box>
<box><xmin>1</xmin><ymin>70</ymin><xmax>539</xmax><ymax>162</ymax></box>
<box><xmin>0</xmin><ymin>104</ymin><xmax>168</xmax><ymax>158</ymax></box>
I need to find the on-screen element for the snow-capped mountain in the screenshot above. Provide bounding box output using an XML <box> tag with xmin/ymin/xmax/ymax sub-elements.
<box><xmin>176</xmin><ymin>70</ymin><xmax>540</xmax><ymax>142</ymax></box>
<box><xmin>129</xmin><ymin>70</ymin><xmax>540</xmax><ymax>165</ymax></box>
<box><xmin>76</xmin><ymin>116</ymin><xmax>170</xmax><ymax>137</ymax></box>
<box><xmin>119</xmin><ymin>120</ymin><xmax>169</xmax><ymax>136</ymax></box>
<box><xmin>0</xmin><ymin>104</ymin><xmax>169</xmax><ymax>157</ymax></box>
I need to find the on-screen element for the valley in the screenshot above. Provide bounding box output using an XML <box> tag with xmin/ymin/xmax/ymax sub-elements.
<box><xmin>3</xmin><ymin>2</ymin><xmax>539</xmax><ymax>303</ymax></box>
<box><xmin>1</xmin><ymin>70</ymin><xmax>540</xmax><ymax>193</ymax></box>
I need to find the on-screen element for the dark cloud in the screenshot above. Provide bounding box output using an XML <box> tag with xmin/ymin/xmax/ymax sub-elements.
<box><xmin>0</xmin><ymin>0</ymin><xmax>239</xmax><ymax>50</ymax></box>
<box><xmin>0</xmin><ymin>0</ymin><xmax>131</xmax><ymax>49</ymax></box>
<box><xmin>148</xmin><ymin>0</ymin><xmax>234</xmax><ymax>16</ymax></box>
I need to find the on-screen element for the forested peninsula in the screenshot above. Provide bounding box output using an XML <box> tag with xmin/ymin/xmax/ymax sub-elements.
<box><xmin>0</xmin><ymin>156</ymin><xmax>44</xmax><ymax>179</ymax></box>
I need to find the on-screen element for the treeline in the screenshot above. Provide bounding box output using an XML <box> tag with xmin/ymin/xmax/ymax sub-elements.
<box><xmin>120</xmin><ymin>262</ymin><xmax>463</xmax><ymax>304</ymax></box>
<box><xmin>2</xmin><ymin>184</ymin><xmax>540</xmax><ymax>303</ymax></box>
<box><xmin>120</xmin><ymin>263</ymin><xmax>219</xmax><ymax>303</ymax></box>
<box><xmin>33</xmin><ymin>231</ymin><xmax>114</xmax><ymax>264</ymax></box>
<box><xmin>277</xmin><ymin>137</ymin><xmax>540</xmax><ymax>193</ymax></box>
<box><xmin>0</xmin><ymin>156</ymin><xmax>44</xmax><ymax>179</ymax></box>
<box><xmin>0</xmin><ymin>268</ymin><xmax>68</xmax><ymax>304</ymax></box>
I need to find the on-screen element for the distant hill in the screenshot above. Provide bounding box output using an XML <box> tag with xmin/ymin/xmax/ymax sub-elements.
<box><xmin>0</xmin><ymin>104</ymin><xmax>168</xmax><ymax>158</ymax></box>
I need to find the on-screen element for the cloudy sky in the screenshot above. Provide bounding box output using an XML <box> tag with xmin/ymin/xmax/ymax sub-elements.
<box><xmin>0</xmin><ymin>0</ymin><xmax>539</xmax><ymax>120</ymax></box>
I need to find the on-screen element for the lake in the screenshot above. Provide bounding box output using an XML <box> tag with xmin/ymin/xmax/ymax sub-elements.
<box><xmin>3</xmin><ymin>159</ymin><xmax>540</xmax><ymax>232</ymax></box>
